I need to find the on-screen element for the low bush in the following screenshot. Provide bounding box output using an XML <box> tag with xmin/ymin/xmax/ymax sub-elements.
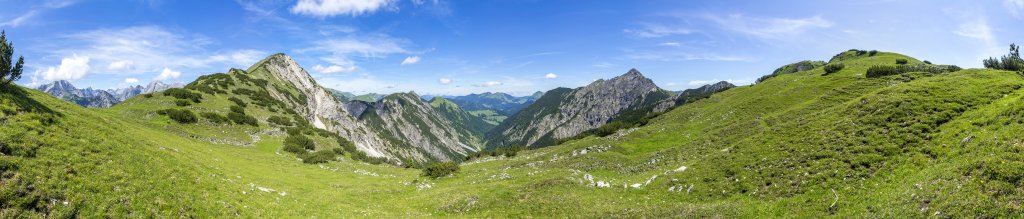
<box><xmin>174</xmin><ymin>99</ymin><xmax>191</xmax><ymax>106</ymax></box>
<box><xmin>865</xmin><ymin>64</ymin><xmax>962</xmax><ymax>78</ymax></box>
<box><xmin>200</xmin><ymin>112</ymin><xmax>230</xmax><ymax>124</ymax></box>
<box><xmin>868</xmin><ymin>50</ymin><xmax>878</xmax><ymax>56</ymax></box>
<box><xmin>267</xmin><ymin>116</ymin><xmax>293</xmax><ymax>126</ymax></box>
<box><xmin>823</xmin><ymin>63</ymin><xmax>845</xmax><ymax>75</ymax></box>
<box><xmin>163</xmin><ymin>88</ymin><xmax>202</xmax><ymax>103</ymax></box>
<box><xmin>300</xmin><ymin>150</ymin><xmax>338</xmax><ymax>164</ymax></box>
<box><xmin>230</xmin><ymin>105</ymin><xmax>245</xmax><ymax>114</ymax></box>
<box><xmin>465</xmin><ymin>146</ymin><xmax>526</xmax><ymax>161</ymax></box>
<box><xmin>895</xmin><ymin>59</ymin><xmax>909</xmax><ymax>65</ymax></box>
<box><xmin>228</xmin><ymin>97</ymin><xmax>247</xmax><ymax>107</ymax></box>
<box><xmin>156</xmin><ymin>108</ymin><xmax>197</xmax><ymax>124</ymax></box>
<box><xmin>422</xmin><ymin>161</ymin><xmax>459</xmax><ymax>179</ymax></box>
<box><xmin>284</xmin><ymin>134</ymin><xmax>315</xmax><ymax>151</ymax></box>
<box><xmin>227</xmin><ymin>112</ymin><xmax>258</xmax><ymax>126</ymax></box>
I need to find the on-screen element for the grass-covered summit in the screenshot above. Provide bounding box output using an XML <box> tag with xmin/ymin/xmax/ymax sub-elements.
<box><xmin>3</xmin><ymin>50</ymin><xmax>1024</xmax><ymax>217</ymax></box>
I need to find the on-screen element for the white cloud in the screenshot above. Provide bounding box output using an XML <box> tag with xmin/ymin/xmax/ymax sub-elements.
<box><xmin>290</xmin><ymin>0</ymin><xmax>396</xmax><ymax>17</ymax></box>
<box><xmin>40</xmin><ymin>55</ymin><xmax>90</xmax><ymax>81</ymax></box>
<box><xmin>626</xmin><ymin>50</ymin><xmax>749</xmax><ymax>62</ymax></box>
<box><xmin>593</xmin><ymin>62</ymin><xmax>613</xmax><ymax>68</ymax></box>
<box><xmin>125</xmin><ymin>78</ymin><xmax>139</xmax><ymax>83</ymax></box>
<box><xmin>476</xmin><ymin>81</ymin><xmax>502</xmax><ymax>87</ymax></box>
<box><xmin>705</xmin><ymin>14</ymin><xmax>832</xmax><ymax>39</ymax></box>
<box><xmin>953</xmin><ymin>19</ymin><xmax>994</xmax><ymax>43</ymax></box>
<box><xmin>0</xmin><ymin>11</ymin><xmax>38</xmax><ymax>27</ymax></box>
<box><xmin>1</xmin><ymin>0</ymin><xmax>78</xmax><ymax>27</ymax></box>
<box><xmin>1008</xmin><ymin>0</ymin><xmax>1024</xmax><ymax>18</ymax></box>
<box><xmin>107</xmin><ymin>60</ymin><xmax>134</xmax><ymax>71</ymax></box>
<box><xmin>154</xmin><ymin>68</ymin><xmax>181</xmax><ymax>81</ymax></box>
<box><xmin>544</xmin><ymin>73</ymin><xmax>557</xmax><ymax>79</ymax></box>
<box><xmin>302</xmin><ymin>35</ymin><xmax>411</xmax><ymax>70</ymax></box>
<box><xmin>208</xmin><ymin>49</ymin><xmax>267</xmax><ymax>67</ymax></box>
<box><xmin>624</xmin><ymin>23</ymin><xmax>692</xmax><ymax>38</ymax></box>
<box><xmin>658</xmin><ymin>42</ymin><xmax>681</xmax><ymax>47</ymax></box>
<box><xmin>438</xmin><ymin>78</ymin><xmax>452</xmax><ymax>84</ymax></box>
<box><xmin>401</xmin><ymin>56</ymin><xmax>421</xmax><ymax>65</ymax></box>
<box><xmin>313</xmin><ymin>64</ymin><xmax>357</xmax><ymax>74</ymax></box>
<box><xmin>45</xmin><ymin>26</ymin><xmax>266</xmax><ymax>76</ymax></box>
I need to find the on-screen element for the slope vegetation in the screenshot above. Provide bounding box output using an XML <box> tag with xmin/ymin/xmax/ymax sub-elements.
<box><xmin>4</xmin><ymin>50</ymin><xmax>1024</xmax><ymax>217</ymax></box>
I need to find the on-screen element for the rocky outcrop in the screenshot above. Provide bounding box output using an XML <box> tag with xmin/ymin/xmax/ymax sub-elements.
<box><xmin>486</xmin><ymin>69</ymin><xmax>674</xmax><ymax>148</ymax></box>
<box><xmin>653</xmin><ymin>81</ymin><xmax>735</xmax><ymax>112</ymax></box>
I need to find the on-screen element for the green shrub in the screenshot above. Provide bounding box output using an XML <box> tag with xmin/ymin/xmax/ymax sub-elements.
<box><xmin>895</xmin><ymin>59</ymin><xmax>908</xmax><ymax>65</ymax></box>
<box><xmin>228</xmin><ymin>97</ymin><xmax>247</xmax><ymax>107</ymax></box>
<box><xmin>163</xmin><ymin>88</ymin><xmax>202</xmax><ymax>103</ymax></box>
<box><xmin>868</xmin><ymin>50</ymin><xmax>878</xmax><ymax>56</ymax></box>
<box><xmin>230</xmin><ymin>105</ymin><xmax>245</xmax><ymax>114</ymax></box>
<box><xmin>200</xmin><ymin>112</ymin><xmax>230</xmax><ymax>124</ymax></box>
<box><xmin>174</xmin><ymin>99</ymin><xmax>191</xmax><ymax>106</ymax></box>
<box><xmin>923</xmin><ymin>60</ymin><xmax>932</xmax><ymax>64</ymax></box>
<box><xmin>284</xmin><ymin>134</ymin><xmax>315</xmax><ymax>151</ymax></box>
<box><xmin>267</xmin><ymin>116</ymin><xmax>293</xmax><ymax>126</ymax></box>
<box><xmin>823</xmin><ymin>63</ymin><xmax>845</xmax><ymax>75</ymax></box>
<box><xmin>227</xmin><ymin>112</ymin><xmax>258</xmax><ymax>126</ymax></box>
<box><xmin>300</xmin><ymin>150</ymin><xmax>338</xmax><ymax>164</ymax></box>
<box><xmin>157</xmin><ymin>108</ymin><xmax>197</xmax><ymax>124</ymax></box>
<box><xmin>422</xmin><ymin>161</ymin><xmax>459</xmax><ymax>178</ymax></box>
<box><xmin>865</xmin><ymin>64</ymin><xmax>962</xmax><ymax>78</ymax></box>
<box><xmin>143</xmin><ymin>93</ymin><xmax>153</xmax><ymax>98</ymax></box>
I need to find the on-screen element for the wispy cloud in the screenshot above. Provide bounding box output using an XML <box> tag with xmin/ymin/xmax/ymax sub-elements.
<box><xmin>704</xmin><ymin>14</ymin><xmax>832</xmax><ymax>39</ymax></box>
<box><xmin>625</xmin><ymin>49</ymin><xmax>749</xmax><ymax>62</ymax></box>
<box><xmin>313</xmin><ymin>64</ymin><xmax>357</xmax><ymax>74</ymax></box>
<box><xmin>401</xmin><ymin>56</ymin><xmax>421</xmax><ymax>65</ymax></box>
<box><xmin>953</xmin><ymin>18</ymin><xmax>994</xmax><ymax>43</ymax></box>
<box><xmin>1</xmin><ymin>0</ymin><xmax>78</xmax><ymax>27</ymax></box>
<box><xmin>475</xmin><ymin>81</ymin><xmax>502</xmax><ymax>87</ymax></box>
<box><xmin>1008</xmin><ymin>0</ymin><xmax>1024</xmax><ymax>18</ymax></box>
<box><xmin>300</xmin><ymin>34</ymin><xmax>412</xmax><ymax>72</ymax></box>
<box><xmin>544</xmin><ymin>73</ymin><xmax>558</xmax><ymax>79</ymax></box>
<box><xmin>438</xmin><ymin>77</ymin><xmax>452</xmax><ymax>85</ymax></box>
<box><xmin>290</xmin><ymin>0</ymin><xmax>397</xmax><ymax>17</ymax></box>
<box><xmin>623</xmin><ymin>23</ymin><xmax>692</xmax><ymax>38</ymax></box>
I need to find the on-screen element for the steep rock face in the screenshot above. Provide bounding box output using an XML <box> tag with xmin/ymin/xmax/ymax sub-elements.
<box><xmin>253</xmin><ymin>54</ymin><xmax>391</xmax><ymax>158</ymax></box>
<box><xmin>486</xmin><ymin>69</ymin><xmax>672</xmax><ymax>147</ymax></box>
<box><xmin>251</xmin><ymin>54</ymin><xmax>478</xmax><ymax>163</ymax></box>
<box><xmin>356</xmin><ymin>93</ymin><xmax>481</xmax><ymax>161</ymax></box>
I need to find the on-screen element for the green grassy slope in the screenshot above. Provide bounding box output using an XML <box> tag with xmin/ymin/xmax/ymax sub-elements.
<box><xmin>430</xmin><ymin>97</ymin><xmax>495</xmax><ymax>140</ymax></box>
<box><xmin>4</xmin><ymin>50</ymin><xmax>1024</xmax><ymax>217</ymax></box>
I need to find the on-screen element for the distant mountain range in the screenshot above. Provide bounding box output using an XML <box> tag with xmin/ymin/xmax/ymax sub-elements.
<box><xmin>35</xmin><ymin>80</ymin><xmax>181</xmax><ymax>108</ymax></box>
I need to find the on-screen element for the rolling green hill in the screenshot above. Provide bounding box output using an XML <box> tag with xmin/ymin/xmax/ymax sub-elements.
<box><xmin>4</xmin><ymin>50</ymin><xmax>1024</xmax><ymax>217</ymax></box>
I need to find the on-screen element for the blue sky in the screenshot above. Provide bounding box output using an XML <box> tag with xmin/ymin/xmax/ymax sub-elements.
<box><xmin>2</xmin><ymin>0</ymin><xmax>1022</xmax><ymax>95</ymax></box>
